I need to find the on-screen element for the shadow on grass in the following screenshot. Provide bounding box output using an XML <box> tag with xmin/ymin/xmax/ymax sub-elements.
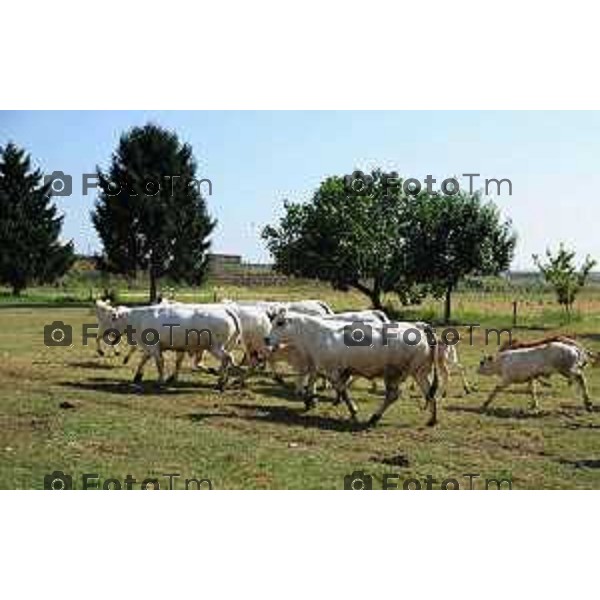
<box><xmin>559</xmin><ymin>458</ymin><xmax>600</xmax><ymax>469</ymax></box>
<box><xmin>188</xmin><ymin>411</ymin><xmax>235</xmax><ymax>422</ymax></box>
<box><xmin>61</xmin><ymin>377</ymin><xmax>221</xmax><ymax>396</ymax></box>
<box><xmin>249</xmin><ymin>380</ymin><xmax>343</xmax><ymax>406</ymax></box>
<box><xmin>371</xmin><ymin>453</ymin><xmax>410</xmax><ymax>467</ymax></box>
<box><xmin>66</xmin><ymin>360</ymin><xmax>119</xmax><ymax>370</ymax></box>
<box><xmin>577</xmin><ymin>333</ymin><xmax>600</xmax><ymax>344</ymax></box>
<box><xmin>564</xmin><ymin>421</ymin><xmax>600</xmax><ymax>430</ymax></box>
<box><xmin>445</xmin><ymin>404</ymin><xmax>548</xmax><ymax>419</ymax></box>
<box><xmin>222</xmin><ymin>401</ymin><xmax>372</xmax><ymax>433</ymax></box>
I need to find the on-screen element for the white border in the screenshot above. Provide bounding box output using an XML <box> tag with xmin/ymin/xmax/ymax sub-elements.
<box><xmin>3</xmin><ymin>1</ymin><xmax>600</xmax><ymax>109</ymax></box>
<box><xmin>2</xmin><ymin>492</ymin><xmax>597</xmax><ymax>598</ymax></box>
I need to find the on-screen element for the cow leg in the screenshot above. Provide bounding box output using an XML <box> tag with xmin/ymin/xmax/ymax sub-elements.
<box><xmin>528</xmin><ymin>379</ymin><xmax>539</xmax><ymax>411</ymax></box>
<box><xmin>154</xmin><ymin>352</ymin><xmax>165</xmax><ymax>385</ymax></box>
<box><xmin>413</xmin><ymin>368</ymin><xmax>438</xmax><ymax>426</ymax></box>
<box><xmin>411</xmin><ymin>365</ymin><xmax>434</xmax><ymax>411</ymax></box>
<box><xmin>316</xmin><ymin>374</ymin><xmax>330</xmax><ymax>392</ymax></box>
<box><xmin>238</xmin><ymin>351</ymin><xmax>261</xmax><ymax>387</ymax></box>
<box><xmin>457</xmin><ymin>364</ymin><xmax>471</xmax><ymax>394</ymax></box>
<box><xmin>571</xmin><ymin>370</ymin><xmax>593</xmax><ymax>410</ymax></box>
<box><xmin>132</xmin><ymin>352</ymin><xmax>151</xmax><ymax>384</ymax></box>
<box><xmin>96</xmin><ymin>335</ymin><xmax>105</xmax><ymax>357</ymax></box>
<box><xmin>338</xmin><ymin>387</ymin><xmax>358</xmax><ymax>421</ymax></box>
<box><xmin>166</xmin><ymin>351</ymin><xmax>185</xmax><ymax>384</ymax></box>
<box><xmin>217</xmin><ymin>352</ymin><xmax>233</xmax><ymax>391</ymax></box>
<box><xmin>368</xmin><ymin>376</ymin><xmax>401</xmax><ymax>427</ymax></box>
<box><xmin>190</xmin><ymin>349</ymin><xmax>205</xmax><ymax>371</ymax></box>
<box><xmin>211</xmin><ymin>348</ymin><xmax>241</xmax><ymax>391</ymax></box>
<box><xmin>438</xmin><ymin>359</ymin><xmax>450</xmax><ymax>399</ymax></box>
<box><xmin>122</xmin><ymin>345</ymin><xmax>136</xmax><ymax>365</ymax></box>
<box><xmin>330</xmin><ymin>370</ymin><xmax>355</xmax><ymax>418</ymax></box>
<box><xmin>303</xmin><ymin>370</ymin><xmax>319</xmax><ymax>409</ymax></box>
<box><xmin>482</xmin><ymin>383</ymin><xmax>506</xmax><ymax>410</ymax></box>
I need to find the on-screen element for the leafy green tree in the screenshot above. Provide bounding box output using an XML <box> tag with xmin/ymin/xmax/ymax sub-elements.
<box><xmin>533</xmin><ymin>244</ymin><xmax>596</xmax><ymax>318</ymax></box>
<box><xmin>263</xmin><ymin>169</ymin><xmax>516</xmax><ymax>317</ymax></box>
<box><xmin>402</xmin><ymin>191</ymin><xmax>517</xmax><ymax>322</ymax></box>
<box><xmin>262</xmin><ymin>170</ymin><xmax>420</xmax><ymax>309</ymax></box>
<box><xmin>0</xmin><ymin>142</ymin><xmax>75</xmax><ymax>295</ymax></box>
<box><xmin>92</xmin><ymin>124</ymin><xmax>216</xmax><ymax>302</ymax></box>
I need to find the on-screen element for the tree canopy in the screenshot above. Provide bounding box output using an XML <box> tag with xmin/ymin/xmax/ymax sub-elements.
<box><xmin>402</xmin><ymin>191</ymin><xmax>517</xmax><ymax>321</ymax></box>
<box><xmin>92</xmin><ymin>123</ymin><xmax>216</xmax><ymax>302</ymax></box>
<box><xmin>263</xmin><ymin>169</ymin><xmax>517</xmax><ymax>319</ymax></box>
<box><xmin>533</xmin><ymin>244</ymin><xmax>596</xmax><ymax>318</ymax></box>
<box><xmin>0</xmin><ymin>142</ymin><xmax>75</xmax><ymax>295</ymax></box>
<box><xmin>263</xmin><ymin>170</ymin><xmax>418</xmax><ymax>309</ymax></box>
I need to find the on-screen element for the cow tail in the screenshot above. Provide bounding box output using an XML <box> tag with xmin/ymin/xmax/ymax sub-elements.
<box><xmin>425</xmin><ymin>325</ymin><xmax>439</xmax><ymax>402</ymax></box>
<box><xmin>374</xmin><ymin>310</ymin><xmax>388</xmax><ymax>323</ymax></box>
<box><xmin>224</xmin><ymin>307</ymin><xmax>242</xmax><ymax>345</ymax></box>
<box><xmin>317</xmin><ymin>301</ymin><xmax>333</xmax><ymax>315</ymax></box>
<box><xmin>423</xmin><ymin>325</ymin><xmax>439</xmax><ymax>426</ymax></box>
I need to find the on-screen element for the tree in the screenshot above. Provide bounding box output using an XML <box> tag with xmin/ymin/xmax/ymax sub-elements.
<box><xmin>92</xmin><ymin>124</ymin><xmax>216</xmax><ymax>302</ymax></box>
<box><xmin>0</xmin><ymin>142</ymin><xmax>75</xmax><ymax>295</ymax></box>
<box><xmin>263</xmin><ymin>169</ymin><xmax>516</xmax><ymax>316</ymax></box>
<box><xmin>262</xmin><ymin>170</ymin><xmax>420</xmax><ymax>309</ymax></box>
<box><xmin>403</xmin><ymin>191</ymin><xmax>517</xmax><ymax>323</ymax></box>
<box><xmin>533</xmin><ymin>244</ymin><xmax>596</xmax><ymax>319</ymax></box>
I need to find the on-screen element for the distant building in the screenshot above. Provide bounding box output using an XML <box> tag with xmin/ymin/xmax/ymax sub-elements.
<box><xmin>207</xmin><ymin>253</ymin><xmax>242</xmax><ymax>274</ymax></box>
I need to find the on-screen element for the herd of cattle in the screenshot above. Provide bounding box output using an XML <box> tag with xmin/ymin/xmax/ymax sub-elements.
<box><xmin>94</xmin><ymin>297</ymin><xmax>597</xmax><ymax>427</ymax></box>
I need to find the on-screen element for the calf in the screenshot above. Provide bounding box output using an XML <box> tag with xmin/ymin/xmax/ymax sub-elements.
<box><xmin>478</xmin><ymin>341</ymin><xmax>593</xmax><ymax>411</ymax></box>
<box><xmin>437</xmin><ymin>343</ymin><xmax>471</xmax><ymax>397</ymax></box>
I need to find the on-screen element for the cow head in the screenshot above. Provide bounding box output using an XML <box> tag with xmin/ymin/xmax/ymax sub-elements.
<box><xmin>477</xmin><ymin>354</ymin><xmax>498</xmax><ymax>376</ymax></box>
<box><xmin>264</xmin><ymin>308</ymin><xmax>292</xmax><ymax>350</ymax></box>
<box><xmin>109</xmin><ymin>306</ymin><xmax>130</xmax><ymax>332</ymax></box>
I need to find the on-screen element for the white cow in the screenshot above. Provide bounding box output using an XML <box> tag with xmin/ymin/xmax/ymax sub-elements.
<box><xmin>321</xmin><ymin>310</ymin><xmax>389</xmax><ymax>323</ymax></box>
<box><xmin>266</xmin><ymin>311</ymin><xmax>441</xmax><ymax>426</ymax></box>
<box><xmin>234</xmin><ymin>299</ymin><xmax>333</xmax><ymax>317</ymax></box>
<box><xmin>94</xmin><ymin>299</ymin><xmax>122</xmax><ymax>357</ymax></box>
<box><xmin>223</xmin><ymin>302</ymin><xmax>273</xmax><ymax>369</ymax></box>
<box><xmin>109</xmin><ymin>302</ymin><xmax>241</xmax><ymax>389</ymax></box>
<box><xmin>478</xmin><ymin>341</ymin><xmax>593</xmax><ymax>411</ymax></box>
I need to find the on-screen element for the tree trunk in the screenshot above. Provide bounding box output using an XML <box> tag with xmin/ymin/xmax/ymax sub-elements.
<box><xmin>369</xmin><ymin>291</ymin><xmax>383</xmax><ymax>310</ymax></box>
<box><xmin>149</xmin><ymin>268</ymin><xmax>157</xmax><ymax>304</ymax></box>
<box><xmin>352</xmin><ymin>281</ymin><xmax>382</xmax><ymax>310</ymax></box>
<box><xmin>444</xmin><ymin>283</ymin><xmax>453</xmax><ymax>324</ymax></box>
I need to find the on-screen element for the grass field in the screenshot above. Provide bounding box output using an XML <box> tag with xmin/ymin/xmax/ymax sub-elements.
<box><xmin>2</xmin><ymin>284</ymin><xmax>600</xmax><ymax>489</ymax></box>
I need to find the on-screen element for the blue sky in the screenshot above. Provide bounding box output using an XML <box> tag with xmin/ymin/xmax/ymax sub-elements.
<box><xmin>1</xmin><ymin>110</ymin><xmax>599</xmax><ymax>270</ymax></box>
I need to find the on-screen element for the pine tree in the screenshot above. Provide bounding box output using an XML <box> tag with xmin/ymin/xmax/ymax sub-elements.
<box><xmin>91</xmin><ymin>124</ymin><xmax>216</xmax><ymax>302</ymax></box>
<box><xmin>0</xmin><ymin>142</ymin><xmax>75</xmax><ymax>295</ymax></box>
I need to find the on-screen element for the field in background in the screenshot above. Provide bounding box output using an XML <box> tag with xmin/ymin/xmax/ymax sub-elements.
<box><xmin>2</xmin><ymin>280</ymin><xmax>600</xmax><ymax>489</ymax></box>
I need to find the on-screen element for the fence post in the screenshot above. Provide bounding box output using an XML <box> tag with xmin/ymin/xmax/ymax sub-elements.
<box><xmin>512</xmin><ymin>300</ymin><xmax>518</xmax><ymax>328</ymax></box>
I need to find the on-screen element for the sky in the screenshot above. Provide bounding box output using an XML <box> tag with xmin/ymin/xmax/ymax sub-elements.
<box><xmin>1</xmin><ymin>110</ymin><xmax>600</xmax><ymax>270</ymax></box>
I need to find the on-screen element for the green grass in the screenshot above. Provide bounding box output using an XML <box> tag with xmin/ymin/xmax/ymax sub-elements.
<box><xmin>2</xmin><ymin>287</ymin><xmax>600</xmax><ymax>489</ymax></box>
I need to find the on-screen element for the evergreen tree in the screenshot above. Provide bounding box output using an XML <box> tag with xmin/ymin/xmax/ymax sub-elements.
<box><xmin>92</xmin><ymin>124</ymin><xmax>216</xmax><ymax>302</ymax></box>
<box><xmin>0</xmin><ymin>142</ymin><xmax>75</xmax><ymax>295</ymax></box>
